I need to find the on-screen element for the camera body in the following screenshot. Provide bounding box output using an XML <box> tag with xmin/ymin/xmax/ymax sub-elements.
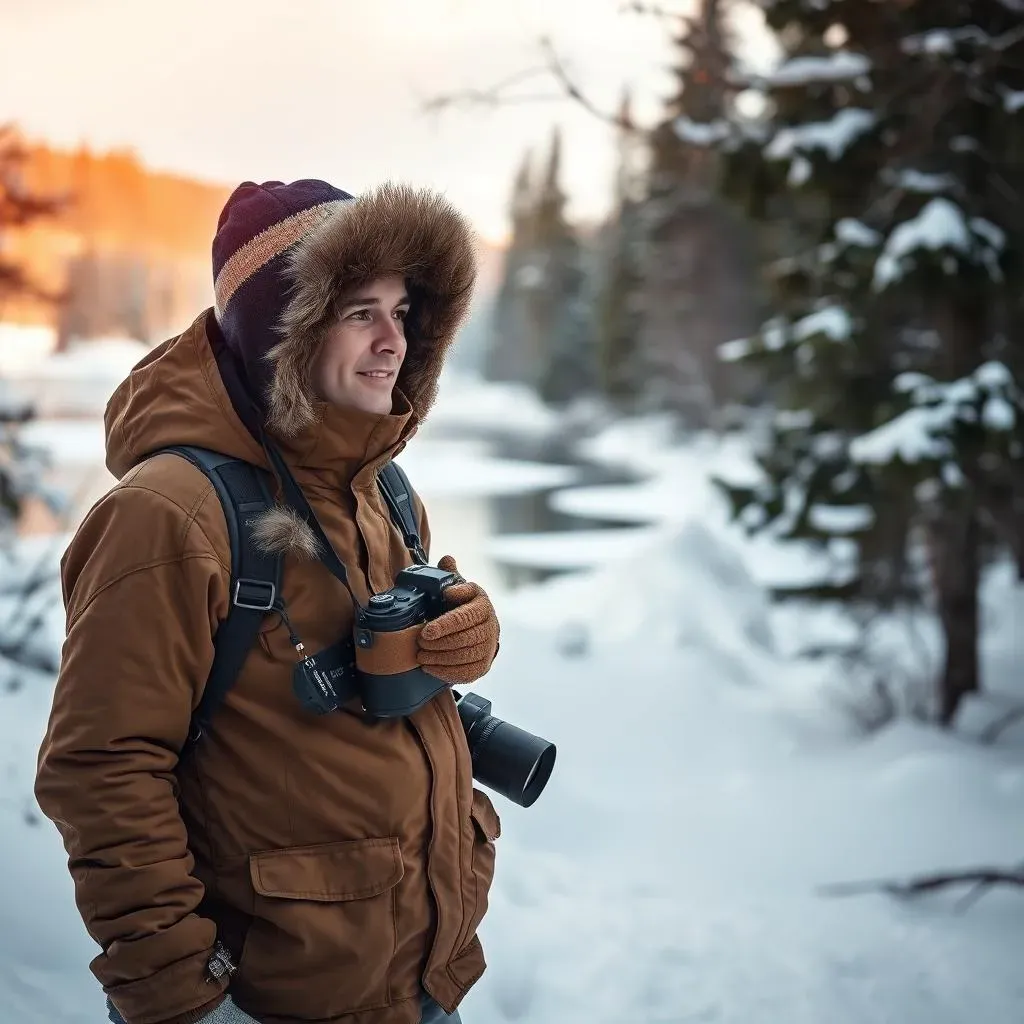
<box><xmin>291</xmin><ymin>563</ymin><xmax>556</xmax><ymax>806</ymax></box>
<box><xmin>353</xmin><ymin>564</ymin><xmax>459</xmax><ymax>718</ymax></box>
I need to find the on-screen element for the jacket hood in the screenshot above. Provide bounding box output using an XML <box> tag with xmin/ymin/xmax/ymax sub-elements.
<box><xmin>104</xmin><ymin>313</ymin><xmax>415</xmax><ymax>490</ymax></box>
<box><xmin>265</xmin><ymin>183</ymin><xmax>478</xmax><ymax>438</ymax></box>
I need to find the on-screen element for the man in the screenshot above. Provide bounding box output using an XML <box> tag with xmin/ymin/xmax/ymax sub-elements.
<box><xmin>35</xmin><ymin>180</ymin><xmax>502</xmax><ymax>1024</ymax></box>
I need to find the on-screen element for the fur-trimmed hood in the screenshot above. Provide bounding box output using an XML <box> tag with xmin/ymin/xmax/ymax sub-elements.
<box><xmin>264</xmin><ymin>183</ymin><xmax>477</xmax><ymax>437</ymax></box>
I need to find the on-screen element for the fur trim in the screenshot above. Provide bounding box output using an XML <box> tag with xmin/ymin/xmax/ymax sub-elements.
<box><xmin>251</xmin><ymin>506</ymin><xmax>321</xmax><ymax>559</ymax></box>
<box><xmin>264</xmin><ymin>183</ymin><xmax>478</xmax><ymax>437</ymax></box>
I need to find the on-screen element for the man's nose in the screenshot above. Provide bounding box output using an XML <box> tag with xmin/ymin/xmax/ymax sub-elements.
<box><xmin>373</xmin><ymin>318</ymin><xmax>404</xmax><ymax>350</ymax></box>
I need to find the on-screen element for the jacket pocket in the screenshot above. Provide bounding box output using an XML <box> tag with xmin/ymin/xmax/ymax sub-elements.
<box><xmin>458</xmin><ymin>789</ymin><xmax>500</xmax><ymax>955</ymax></box>
<box><xmin>234</xmin><ymin>837</ymin><xmax>404</xmax><ymax>1019</ymax></box>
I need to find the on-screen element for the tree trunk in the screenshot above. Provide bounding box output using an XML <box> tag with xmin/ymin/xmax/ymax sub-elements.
<box><xmin>934</xmin><ymin>502</ymin><xmax>981</xmax><ymax>726</ymax></box>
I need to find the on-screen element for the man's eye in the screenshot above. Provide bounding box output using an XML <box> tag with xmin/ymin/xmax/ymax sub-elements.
<box><xmin>348</xmin><ymin>309</ymin><xmax>371</xmax><ymax>321</ymax></box>
<box><xmin>394</xmin><ymin>308</ymin><xmax>409</xmax><ymax>321</ymax></box>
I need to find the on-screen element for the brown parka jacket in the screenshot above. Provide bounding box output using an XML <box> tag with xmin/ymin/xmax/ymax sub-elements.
<box><xmin>34</xmin><ymin>187</ymin><xmax>500</xmax><ymax>1024</ymax></box>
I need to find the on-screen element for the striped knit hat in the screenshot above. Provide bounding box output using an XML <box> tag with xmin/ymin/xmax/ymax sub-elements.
<box><xmin>211</xmin><ymin>178</ymin><xmax>478</xmax><ymax>438</ymax></box>
<box><xmin>211</xmin><ymin>178</ymin><xmax>353</xmax><ymax>421</ymax></box>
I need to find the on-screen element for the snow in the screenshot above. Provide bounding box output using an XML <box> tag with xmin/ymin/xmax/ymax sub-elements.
<box><xmin>983</xmin><ymin>396</ymin><xmax>1017</xmax><ymax>431</ymax></box>
<box><xmin>892</xmin><ymin>170</ymin><xmax>957</xmax><ymax>194</ymax></box>
<box><xmin>765</xmin><ymin>51</ymin><xmax>871</xmax><ymax>86</ymax></box>
<box><xmin>3</xmin><ymin>369</ymin><xmax>1024</xmax><ymax>1023</ymax></box>
<box><xmin>765</xmin><ymin>108</ymin><xmax>876</xmax><ymax>163</ymax></box>
<box><xmin>674</xmin><ymin>116</ymin><xmax>732</xmax><ymax>146</ymax></box>
<box><xmin>1004</xmin><ymin>90</ymin><xmax>1024</xmax><ymax>113</ymax></box>
<box><xmin>901</xmin><ymin>28</ymin><xmax>984</xmax><ymax>55</ymax></box>
<box><xmin>971</xmin><ymin>217</ymin><xmax>1006</xmax><ymax>252</ymax></box>
<box><xmin>873</xmin><ymin>198</ymin><xmax>973</xmax><ymax>290</ymax></box>
<box><xmin>851</xmin><ymin>407</ymin><xmax>949</xmax><ymax>464</ymax></box>
<box><xmin>426</xmin><ymin>370</ymin><xmax>561</xmax><ymax>440</ymax></box>
<box><xmin>851</xmin><ymin>362</ymin><xmax>1020</xmax><ymax>465</ymax></box>
<box><xmin>720</xmin><ymin>306</ymin><xmax>852</xmax><ymax>363</ymax></box>
<box><xmin>397</xmin><ymin>438</ymin><xmax>580</xmax><ymax>500</ymax></box>
<box><xmin>807</xmin><ymin>503</ymin><xmax>875</xmax><ymax>534</ymax></box>
<box><xmin>0</xmin><ymin>333</ymin><xmax>151</xmax><ymax>418</ymax></box>
<box><xmin>835</xmin><ymin>218</ymin><xmax>881</xmax><ymax>248</ymax></box>
<box><xmin>794</xmin><ymin>306</ymin><xmax>853</xmax><ymax>343</ymax></box>
<box><xmin>0</xmin><ymin>323</ymin><xmax>58</xmax><ymax>372</ymax></box>
<box><xmin>487</xmin><ymin>526</ymin><xmax>657</xmax><ymax>570</ymax></box>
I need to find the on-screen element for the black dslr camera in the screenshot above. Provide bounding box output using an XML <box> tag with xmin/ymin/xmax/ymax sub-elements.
<box><xmin>292</xmin><ymin>564</ymin><xmax>556</xmax><ymax>807</ymax></box>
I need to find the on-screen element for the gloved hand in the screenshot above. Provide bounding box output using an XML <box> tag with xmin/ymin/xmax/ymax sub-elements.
<box><xmin>417</xmin><ymin>555</ymin><xmax>500</xmax><ymax>685</ymax></box>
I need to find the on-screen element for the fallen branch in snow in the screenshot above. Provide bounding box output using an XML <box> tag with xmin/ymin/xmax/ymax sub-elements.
<box><xmin>819</xmin><ymin>861</ymin><xmax>1024</xmax><ymax>911</ymax></box>
<box><xmin>978</xmin><ymin>704</ymin><xmax>1024</xmax><ymax>745</ymax></box>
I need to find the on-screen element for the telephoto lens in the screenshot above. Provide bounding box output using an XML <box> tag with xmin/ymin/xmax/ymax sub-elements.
<box><xmin>456</xmin><ymin>692</ymin><xmax>556</xmax><ymax>808</ymax></box>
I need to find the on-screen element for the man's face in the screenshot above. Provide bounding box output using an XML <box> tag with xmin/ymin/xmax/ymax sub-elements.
<box><xmin>311</xmin><ymin>274</ymin><xmax>409</xmax><ymax>415</ymax></box>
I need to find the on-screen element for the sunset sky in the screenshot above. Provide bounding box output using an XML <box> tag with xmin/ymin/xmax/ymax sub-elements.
<box><xmin>0</xmin><ymin>0</ymin><xmax>774</xmax><ymax>242</ymax></box>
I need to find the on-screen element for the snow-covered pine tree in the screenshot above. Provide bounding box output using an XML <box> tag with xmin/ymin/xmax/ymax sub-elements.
<box><xmin>530</xmin><ymin>127</ymin><xmax>597</xmax><ymax>406</ymax></box>
<box><xmin>638</xmin><ymin>0</ymin><xmax>760</xmax><ymax>425</ymax></box>
<box><xmin>595</xmin><ymin>90</ymin><xmax>648</xmax><ymax>410</ymax></box>
<box><xmin>484</xmin><ymin>148</ymin><xmax>545</xmax><ymax>387</ymax></box>
<box><xmin>717</xmin><ymin>1</ymin><xmax>1024</xmax><ymax>724</ymax></box>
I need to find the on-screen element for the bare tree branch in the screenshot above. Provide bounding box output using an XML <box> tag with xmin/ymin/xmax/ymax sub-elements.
<box><xmin>420</xmin><ymin>36</ymin><xmax>640</xmax><ymax>134</ymax></box>
<box><xmin>618</xmin><ymin>0</ymin><xmax>687</xmax><ymax>25</ymax></box>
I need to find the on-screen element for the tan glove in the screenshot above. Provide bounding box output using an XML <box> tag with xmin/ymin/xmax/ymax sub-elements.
<box><xmin>417</xmin><ymin>555</ymin><xmax>500</xmax><ymax>684</ymax></box>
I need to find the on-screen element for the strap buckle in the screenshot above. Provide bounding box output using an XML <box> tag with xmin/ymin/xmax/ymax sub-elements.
<box><xmin>233</xmin><ymin>578</ymin><xmax>277</xmax><ymax>611</ymax></box>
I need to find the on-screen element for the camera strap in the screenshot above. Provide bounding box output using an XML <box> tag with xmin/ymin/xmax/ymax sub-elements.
<box><xmin>260</xmin><ymin>434</ymin><xmax>366</xmax><ymax>612</ymax></box>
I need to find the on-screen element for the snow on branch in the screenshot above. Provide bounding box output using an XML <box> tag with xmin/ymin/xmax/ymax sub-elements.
<box><xmin>1004</xmin><ymin>90</ymin><xmax>1024</xmax><ymax>113</ymax></box>
<box><xmin>720</xmin><ymin>305</ymin><xmax>853</xmax><ymax>363</ymax></box>
<box><xmin>850</xmin><ymin>362</ymin><xmax>1020</xmax><ymax>466</ymax></box>
<box><xmin>884</xmin><ymin>169</ymin><xmax>958</xmax><ymax>195</ymax></box>
<box><xmin>765</xmin><ymin>109</ymin><xmax>876</xmax><ymax>166</ymax></box>
<box><xmin>758</xmin><ymin>51</ymin><xmax>870</xmax><ymax>87</ymax></box>
<box><xmin>902</xmin><ymin>27</ymin><xmax>990</xmax><ymax>55</ymax></box>
<box><xmin>903</xmin><ymin>23</ymin><xmax>1024</xmax><ymax>55</ymax></box>
<box><xmin>835</xmin><ymin>218</ymin><xmax>882</xmax><ymax>249</ymax></box>
<box><xmin>674</xmin><ymin>117</ymin><xmax>733</xmax><ymax>146</ymax></box>
<box><xmin>873</xmin><ymin>198</ymin><xmax>1005</xmax><ymax>290</ymax></box>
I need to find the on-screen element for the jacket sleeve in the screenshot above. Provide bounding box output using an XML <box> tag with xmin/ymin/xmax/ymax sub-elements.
<box><xmin>35</xmin><ymin>477</ymin><xmax>232</xmax><ymax>1024</ymax></box>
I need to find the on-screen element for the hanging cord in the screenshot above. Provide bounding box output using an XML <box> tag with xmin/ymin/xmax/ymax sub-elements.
<box><xmin>259</xmin><ymin>431</ymin><xmax>366</xmax><ymax>614</ymax></box>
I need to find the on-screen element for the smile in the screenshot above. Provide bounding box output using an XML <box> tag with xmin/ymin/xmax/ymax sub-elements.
<box><xmin>357</xmin><ymin>370</ymin><xmax>394</xmax><ymax>380</ymax></box>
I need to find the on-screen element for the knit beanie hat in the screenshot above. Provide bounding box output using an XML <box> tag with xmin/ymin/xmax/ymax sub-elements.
<box><xmin>212</xmin><ymin>179</ymin><xmax>353</xmax><ymax>422</ymax></box>
<box><xmin>210</xmin><ymin>179</ymin><xmax>478</xmax><ymax>438</ymax></box>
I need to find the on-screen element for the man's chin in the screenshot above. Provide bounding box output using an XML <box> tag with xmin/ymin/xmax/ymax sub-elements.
<box><xmin>331</xmin><ymin>386</ymin><xmax>395</xmax><ymax>417</ymax></box>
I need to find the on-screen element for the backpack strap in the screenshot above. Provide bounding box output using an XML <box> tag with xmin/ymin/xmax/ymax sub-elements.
<box><xmin>377</xmin><ymin>460</ymin><xmax>428</xmax><ymax>565</ymax></box>
<box><xmin>152</xmin><ymin>448</ymin><xmax>424</xmax><ymax>742</ymax></box>
<box><xmin>156</xmin><ymin>445</ymin><xmax>282</xmax><ymax>742</ymax></box>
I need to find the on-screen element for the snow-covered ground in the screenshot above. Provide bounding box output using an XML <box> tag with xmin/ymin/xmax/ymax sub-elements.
<box><xmin>1</xmin><ymin>341</ymin><xmax>1022</xmax><ymax>1023</ymax></box>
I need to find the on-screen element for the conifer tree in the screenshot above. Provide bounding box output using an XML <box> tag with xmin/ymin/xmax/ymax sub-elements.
<box><xmin>639</xmin><ymin>0</ymin><xmax>759</xmax><ymax>424</ymax></box>
<box><xmin>717</xmin><ymin>1</ymin><xmax>1024</xmax><ymax>724</ymax></box>
<box><xmin>596</xmin><ymin>90</ymin><xmax>647</xmax><ymax>409</ymax></box>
